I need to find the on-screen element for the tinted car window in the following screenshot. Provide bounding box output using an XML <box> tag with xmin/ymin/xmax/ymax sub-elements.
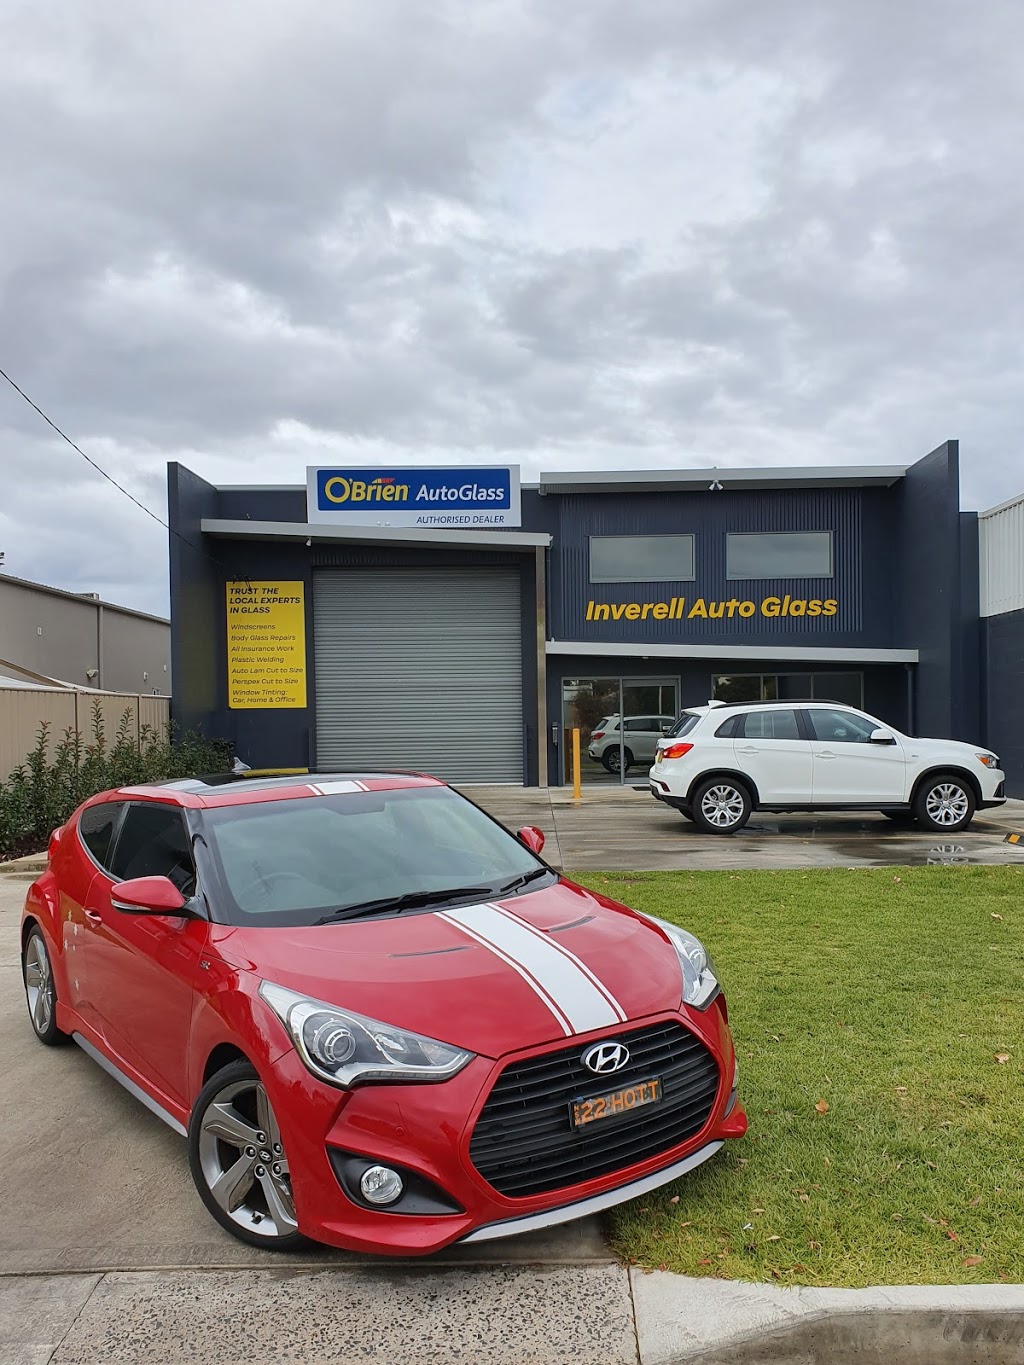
<box><xmin>109</xmin><ymin>803</ymin><xmax>196</xmax><ymax>894</ymax></box>
<box><xmin>624</xmin><ymin>717</ymin><xmax>656</xmax><ymax>733</ymax></box>
<box><xmin>806</xmin><ymin>709</ymin><xmax>877</xmax><ymax>744</ymax></box>
<box><xmin>666</xmin><ymin>713</ymin><xmax>701</xmax><ymax>739</ymax></box>
<box><xmin>78</xmin><ymin>802</ymin><xmax>125</xmax><ymax>870</ymax></box>
<box><xmin>714</xmin><ymin>715</ymin><xmax>742</xmax><ymax>738</ymax></box>
<box><xmin>739</xmin><ymin>709</ymin><xmax>800</xmax><ymax>740</ymax></box>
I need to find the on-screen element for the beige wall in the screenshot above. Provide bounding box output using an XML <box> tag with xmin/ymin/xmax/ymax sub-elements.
<box><xmin>0</xmin><ymin>687</ymin><xmax>172</xmax><ymax>779</ymax></box>
<box><xmin>0</xmin><ymin>578</ymin><xmax>170</xmax><ymax>692</ymax></box>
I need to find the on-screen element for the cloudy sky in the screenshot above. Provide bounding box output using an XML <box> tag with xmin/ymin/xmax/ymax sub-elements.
<box><xmin>2</xmin><ymin>0</ymin><xmax>1023</xmax><ymax>614</ymax></box>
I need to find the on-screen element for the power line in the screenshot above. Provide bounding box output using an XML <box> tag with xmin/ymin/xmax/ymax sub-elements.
<box><xmin>0</xmin><ymin>365</ymin><xmax>243</xmax><ymax>580</ymax></box>
<box><xmin>0</xmin><ymin>365</ymin><xmax>175</xmax><ymax>533</ymax></box>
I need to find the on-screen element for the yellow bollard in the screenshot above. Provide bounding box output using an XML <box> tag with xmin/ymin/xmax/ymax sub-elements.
<box><xmin>572</xmin><ymin>727</ymin><xmax>582</xmax><ymax>801</ymax></box>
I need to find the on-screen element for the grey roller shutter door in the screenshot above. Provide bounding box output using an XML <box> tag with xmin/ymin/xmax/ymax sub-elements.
<box><xmin>313</xmin><ymin>567</ymin><xmax>524</xmax><ymax>783</ymax></box>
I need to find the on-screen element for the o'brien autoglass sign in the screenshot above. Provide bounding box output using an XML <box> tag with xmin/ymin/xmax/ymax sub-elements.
<box><xmin>306</xmin><ymin>466</ymin><xmax>521</xmax><ymax>528</ymax></box>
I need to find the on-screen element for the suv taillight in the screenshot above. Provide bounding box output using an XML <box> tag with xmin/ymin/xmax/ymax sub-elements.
<box><xmin>591</xmin><ymin>731</ymin><xmax>605</xmax><ymax>741</ymax></box>
<box><xmin>662</xmin><ymin>742</ymin><xmax>694</xmax><ymax>759</ymax></box>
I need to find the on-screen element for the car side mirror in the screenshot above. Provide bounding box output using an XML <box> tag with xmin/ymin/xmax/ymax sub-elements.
<box><xmin>517</xmin><ymin>825</ymin><xmax>546</xmax><ymax>856</ymax></box>
<box><xmin>661</xmin><ymin>726</ymin><xmax>671</xmax><ymax>736</ymax></box>
<box><xmin>870</xmin><ymin>728</ymin><xmax>896</xmax><ymax>745</ymax></box>
<box><xmin>111</xmin><ymin>875</ymin><xmax>189</xmax><ymax>915</ymax></box>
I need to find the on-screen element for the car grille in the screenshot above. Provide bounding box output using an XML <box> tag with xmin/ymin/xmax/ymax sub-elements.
<box><xmin>469</xmin><ymin>1020</ymin><xmax>721</xmax><ymax>1199</ymax></box>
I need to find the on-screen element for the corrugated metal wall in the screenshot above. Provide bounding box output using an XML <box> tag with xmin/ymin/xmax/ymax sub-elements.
<box><xmin>0</xmin><ymin>689</ymin><xmax>171</xmax><ymax>779</ymax></box>
<box><xmin>980</xmin><ymin>493</ymin><xmax>1024</xmax><ymax>617</ymax></box>
<box><xmin>553</xmin><ymin>488</ymin><xmax>867</xmax><ymax>641</ymax></box>
<box><xmin>313</xmin><ymin>567</ymin><xmax>524</xmax><ymax>782</ymax></box>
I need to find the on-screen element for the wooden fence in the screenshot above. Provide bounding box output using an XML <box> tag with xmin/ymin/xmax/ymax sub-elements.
<box><xmin>0</xmin><ymin>687</ymin><xmax>171</xmax><ymax>779</ymax></box>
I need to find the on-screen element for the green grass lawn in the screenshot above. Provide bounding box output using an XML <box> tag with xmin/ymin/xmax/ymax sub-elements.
<box><xmin>574</xmin><ymin>866</ymin><xmax>1023</xmax><ymax>1288</ymax></box>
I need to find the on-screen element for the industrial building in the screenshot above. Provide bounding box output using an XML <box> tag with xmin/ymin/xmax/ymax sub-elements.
<box><xmin>167</xmin><ymin>441</ymin><xmax>1024</xmax><ymax>794</ymax></box>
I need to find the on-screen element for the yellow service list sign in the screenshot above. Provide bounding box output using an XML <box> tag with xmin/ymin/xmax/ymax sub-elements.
<box><xmin>226</xmin><ymin>581</ymin><xmax>307</xmax><ymax>709</ymax></box>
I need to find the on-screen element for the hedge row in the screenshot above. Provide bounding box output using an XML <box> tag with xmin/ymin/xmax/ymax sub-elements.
<box><xmin>0</xmin><ymin>702</ymin><xmax>231</xmax><ymax>859</ymax></box>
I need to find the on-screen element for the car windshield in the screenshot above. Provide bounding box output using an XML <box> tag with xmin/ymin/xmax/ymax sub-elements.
<box><xmin>196</xmin><ymin>786</ymin><xmax>549</xmax><ymax>927</ymax></box>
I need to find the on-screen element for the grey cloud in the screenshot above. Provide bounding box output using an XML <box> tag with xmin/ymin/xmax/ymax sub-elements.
<box><xmin>1</xmin><ymin>0</ymin><xmax>1023</xmax><ymax>613</ymax></box>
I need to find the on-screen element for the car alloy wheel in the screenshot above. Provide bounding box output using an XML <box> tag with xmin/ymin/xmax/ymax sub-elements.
<box><xmin>691</xmin><ymin>779</ymin><xmax>751</xmax><ymax>834</ymax></box>
<box><xmin>189</xmin><ymin>1061</ymin><xmax>304</xmax><ymax>1249</ymax></box>
<box><xmin>603</xmin><ymin>747</ymin><xmax>633</xmax><ymax>775</ymax></box>
<box><xmin>922</xmin><ymin>781</ymin><xmax>972</xmax><ymax>830</ymax></box>
<box><xmin>22</xmin><ymin>929</ymin><xmax>66</xmax><ymax>1046</ymax></box>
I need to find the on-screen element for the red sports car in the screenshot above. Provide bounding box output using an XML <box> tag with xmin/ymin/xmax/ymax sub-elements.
<box><xmin>21</xmin><ymin>772</ymin><xmax>747</xmax><ymax>1254</ymax></box>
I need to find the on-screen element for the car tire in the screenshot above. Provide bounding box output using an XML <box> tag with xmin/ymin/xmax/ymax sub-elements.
<box><xmin>22</xmin><ymin>927</ymin><xmax>68</xmax><ymax>1046</ymax></box>
<box><xmin>912</xmin><ymin>774</ymin><xmax>976</xmax><ymax>833</ymax></box>
<box><xmin>602</xmin><ymin>747</ymin><xmax>634</xmax><ymax>775</ymax></box>
<box><xmin>691</xmin><ymin>778</ymin><xmax>752</xmax><ymax>834</ymax></box>
<box><xmin>678</xmin><ymin>809</ymin><xmax>696</xmax><ymax>823</ymax></box>
<box><xmin>188</xmin><ymin>1059</ymin><xmax>308</xmax><ymax>1251</ymax></box>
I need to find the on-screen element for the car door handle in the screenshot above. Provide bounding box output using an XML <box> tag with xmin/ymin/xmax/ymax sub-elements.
<box><xmin>736</xmin><ymin>745</ymin><xmax>759</xmax><ymax>754</ymax></box>
<box><xmin>84</xmin><ymin>909</ymin><xmax>103</xmax><ymax>923</ymax></box>
<box><xmin>816</xmin><ymin>750</ymin><xmax>839</xmax><ymax>760</ymax></box>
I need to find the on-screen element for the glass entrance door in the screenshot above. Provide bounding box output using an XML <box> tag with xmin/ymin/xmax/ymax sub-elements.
<box><xmin>561</xmin><ymin>677</ymin><xmax>679</xmax><ymax>785</ymax></box>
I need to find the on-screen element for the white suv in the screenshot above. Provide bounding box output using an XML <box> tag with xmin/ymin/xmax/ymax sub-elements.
<box><xmin>587</xmin><ymin>715</ymin><xmax>676</xmax><ymax>775</ymax></box>
<box><xmin>649</xmin><ymin>700</ymin><xmax>1005</xmax><ymax>835</ymax></box>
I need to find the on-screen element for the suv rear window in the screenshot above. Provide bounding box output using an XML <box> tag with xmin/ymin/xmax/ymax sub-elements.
<box><xmin>738</xmin><ymin>708</ymin><xmax>800</xmax><ymax>740</ymax></box>
<box><xmin>666</xmin><ymin>713</ymin><xmax>701</xmax><ymax>739</ymax></box>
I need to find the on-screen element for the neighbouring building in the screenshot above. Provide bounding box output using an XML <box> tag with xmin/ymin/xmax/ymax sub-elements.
<box><xmin>167</xmin><ymin>441</ymin><xmax>1023</xmax><ymax>794</ymax></box>
<box><xmin>0</xmin><ymin>573</ymin><xmax>170</xmax><ymax>694</ymax></box>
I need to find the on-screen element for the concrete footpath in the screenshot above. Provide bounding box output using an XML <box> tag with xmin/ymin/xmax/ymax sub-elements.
<box><xmin>4</xmin><ymin>1265</ymin><xmax>1024</xmax><ymax>1363</ymax></box>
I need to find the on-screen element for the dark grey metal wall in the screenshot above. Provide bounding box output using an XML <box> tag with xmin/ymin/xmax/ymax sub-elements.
<box><xmin>550</xmin><ymin>486</ymin><xmax>898</xmax><ymax>647</ymax></box>
<box><xmin>983</xmin><ymin>607</ymin><xmax>1024</xmax><ymax>797</ymax></box>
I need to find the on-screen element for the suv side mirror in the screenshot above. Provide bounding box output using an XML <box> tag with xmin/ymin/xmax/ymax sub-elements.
<box><xmin>870</xmin><ymin>728</ymin><xmax>896</xmax><ymax>745</ymax></box>
<box><xmin>661</xmin><ymin>725</ymin><xmax>672</xmax><ymax>736</ymax></box>
<box><xmin>516</xmin><ymin>826</ymin><xmax>546</xmax><ymax>856</ymax></box>
<box><xmin>111</xmin><ymin>875</ymin><xmax>189</xmax><ymax>915</ymax></box>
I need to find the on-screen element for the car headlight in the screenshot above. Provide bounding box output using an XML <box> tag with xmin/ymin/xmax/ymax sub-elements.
<box><xmin>638</xmin><ymin>914</ymin><xmax>719</xmax><ymax>1010</ymax></box>
<box><xmin>976</xmin><ymin>753</ymin><xmax>1000</xmax><ymax>769</ymax></box>
<box><xmin>259</xmin><ymin>981</ymin><xmax>475</xmax><ymax>1089</ymax></box>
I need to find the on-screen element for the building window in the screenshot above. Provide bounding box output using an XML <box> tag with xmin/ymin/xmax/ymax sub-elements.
<box><xmin>726</xmin><ymin>532</ymin><xmax>833</xmax><ymax>579</ymax></box>
<box><xmin>713</xmin><ymin>672</ymin><xmax>863</xmax><ymax>707</ymax></box>
<box><xmin>589</xmin><ymin>535</ymin><xmax>695</xmax><ymax>584</ymax></box>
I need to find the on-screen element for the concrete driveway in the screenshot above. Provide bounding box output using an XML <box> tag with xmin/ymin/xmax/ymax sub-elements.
<box><xmin>462</xmin><ymin>785</ymin><xmax>1024</xmax><ymax>873</ymax></box>
<box><xmin>0</xmin><ymin>880</ymin><xmax>608</xmax><ymax>1277</ymax></box>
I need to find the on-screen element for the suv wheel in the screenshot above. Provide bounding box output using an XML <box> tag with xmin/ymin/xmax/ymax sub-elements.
<box><xmin>691</xmin><ymin>778</ymin><xmax>752</xmax><ymax>834</ymax></box>
<box><xmin>913</xmin><ymin>774</ymin><xmax>976</xmax><ymax>833</ymax></box>
<box><xmin>602</xmin><ymin>747</ymin><xmax>633</xmax><ymax>775</ymax></box>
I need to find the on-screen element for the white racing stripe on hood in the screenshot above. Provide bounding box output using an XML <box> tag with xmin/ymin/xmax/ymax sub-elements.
<box><xmin>439</xmin><ymin>903</ymin><xmax>626</xmax><ymax>1036</ymax></box>
<box><xmin>436</xmin><ymin>909</ymin><xmax>574</xmax><ymax>1036</ymax></box>
<box><xmin>308</xmin><ymin>779</ymin><xmax>369</xmax><ymax>795</ymax></box>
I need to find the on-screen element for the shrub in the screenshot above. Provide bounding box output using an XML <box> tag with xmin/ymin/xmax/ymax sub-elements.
<box><xmin>0</xmin><ymin>703</ymin><xmax>231</xmax><ymax>859</ymax></box>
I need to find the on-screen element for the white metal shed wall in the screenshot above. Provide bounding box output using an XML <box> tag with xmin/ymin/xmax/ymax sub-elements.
<box><xmin>980</xmin><ymin>492</ymin><xmax>1024</xmax><ymax>617</ymax></box>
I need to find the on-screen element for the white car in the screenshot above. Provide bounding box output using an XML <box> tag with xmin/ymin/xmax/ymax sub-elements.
<box><xmin>649</xmin><ymin>700</ymin><xmax>1005</xmax><ymax>835</ymax></box>
<box><xmin>587</xmin><ymin>715</ymin><xmax>676</xmax><ymax>775</ymax></box>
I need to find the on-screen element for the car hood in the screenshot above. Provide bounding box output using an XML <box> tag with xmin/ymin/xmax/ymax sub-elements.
<box><xmin>910</xmin><ymin>735</ymin><xmax>991</xmax><ymax>761</ymax></box>
<box><xmin>210</xmin><ymin>879</ymin><xmax>685</xmax><ymax>1058</ymax></box>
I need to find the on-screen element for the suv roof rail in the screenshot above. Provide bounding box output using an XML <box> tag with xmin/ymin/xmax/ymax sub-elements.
<box><xmin>705</xmin><ymin>698</ymin><xmax>859</xmax><ymax>709</ymax></box>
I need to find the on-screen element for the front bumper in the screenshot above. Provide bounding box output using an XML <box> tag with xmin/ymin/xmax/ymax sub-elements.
<box><xmin>263</xmin><ymin>1005</ymin><xmax>747</xmax><ymax>1256</ymax></box>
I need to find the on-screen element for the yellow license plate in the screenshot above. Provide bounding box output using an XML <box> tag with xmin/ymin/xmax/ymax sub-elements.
<box><xmin>570</xmin><ymin>1077</ymin><xmax>663</xmax><ymax>1128</ymax></box>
